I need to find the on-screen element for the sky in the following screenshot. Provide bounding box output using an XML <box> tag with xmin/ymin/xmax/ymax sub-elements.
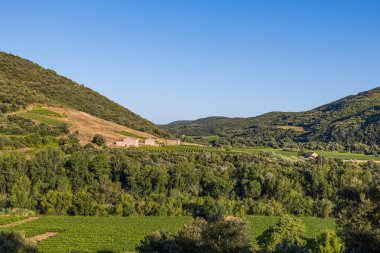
<box><xmin>1</xmin><ymin>1</ymin><xmax>380</xmax><ymax>124</ymax></box>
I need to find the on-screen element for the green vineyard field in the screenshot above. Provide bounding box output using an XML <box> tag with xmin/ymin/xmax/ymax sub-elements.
<box><xmin>138</xmin><ymin>145</ymin><xmax>379</xmax><ymax>161</ymax></box>
<box><xmin>1</xmin><ymin>215</ymin><xmax>336</xmax><ymax>253</ymax></box>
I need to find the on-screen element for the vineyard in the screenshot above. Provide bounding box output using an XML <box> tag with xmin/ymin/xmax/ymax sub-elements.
<box><xmin>0</xmin><ymin>215</ymin><xmax>336</xmax><ymax>252</ymax></box>
<box><xmin>139</xmin><ymin>145</ymin><xmax>229</xmax><ymax>153</ymax></box>
<box><xmin>0</xmin><ymin>216</ymin><xmax>25</xmax><ymax>226</ymax></box>
<box><xmin>138</xmin><ymin>145</ymin><xmax>379</xmax><ymax>161</ymax></box>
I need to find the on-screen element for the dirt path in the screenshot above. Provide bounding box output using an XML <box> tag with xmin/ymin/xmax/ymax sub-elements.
<box><xmin>29</xmin><ymin>232</ymin><xmax>58</xmax><ymax>243</ymax></box>
<box><xmin>0</xmin><ymin>216</ymin><xmax>39</xmax><ymax>228</ymax></box>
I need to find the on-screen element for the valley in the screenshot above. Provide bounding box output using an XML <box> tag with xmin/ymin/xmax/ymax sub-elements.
<box><xmin>0</xmin><ymin>51</ymin><xmax>379</xmax><ymax>253</ymax></box>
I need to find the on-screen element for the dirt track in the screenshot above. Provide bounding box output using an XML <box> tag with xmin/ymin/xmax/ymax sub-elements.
<box><xmin>29</xmin><ymin>232</ymin><xmax>58</xmax><ymax>243</ymax></box>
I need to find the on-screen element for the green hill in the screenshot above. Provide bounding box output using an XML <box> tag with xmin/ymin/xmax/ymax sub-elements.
<box><xmin>0</xmin><ymin>52</ymin><xmax>165</xmax><ymax>136</ymax></box>
<box><xmin>164</xmin><ymin>87</ymin><xmax>380</xmax><ymax>152</ymax></box>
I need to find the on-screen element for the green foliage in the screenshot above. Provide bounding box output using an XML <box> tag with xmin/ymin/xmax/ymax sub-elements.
<box><xmin>163</xmin><ymin>88</ymin><xmax>380</xmax><ymax>153</ymax></box>
<box><xmin>0</xmin><ymin>216</ymin><xmax>25</xmax><ymax>226</ymax></box>
<box><xmin>191</xmin><ymin>197</ymin><xmax>226</xmax><ymax>222</ymax></box>
<box><xmin>337</xmin><ymin>179</ymin><xmax>380</xmax><ymax>253</ymax></box>
<box><xmin>0</xmin><ymin>52</ymin><xmax>166</xmax><ymax>136</ymax></box>
<box><xmin>19</xmin><ymin>111</ymin><xmax>65</xmax><ymax>127</ymax></box>
<box><xmin>199</xmin><ymin>217</ymin><xmax>253</xmax><ymax>253</ymax></box>
<box><xmin>10</xmin><ymin>176</ymin><xmax>33</xmax><ymax>209</ymax></box>
<box><xmin>40</xmin><ymin>190</ymin><xmax>73</xmax><ymax>215</ymax></box>
<box><xmin>92</xmin><ymin>134</ymin><xmax>106</xmax><ymax>146</ymax></box>
<box><xmin>0</xmin><ymin>231</ymin><xmax>37</xmax><ymax>253</ymax></box>
<box><xmin>139</xmin><ymin>145</ymin><xmax>378</xmax><ymax>161</ymax></box>
<box><xmin>257</xmin><ymin>215</ymin><xmax>307</xmax><ymax>252</ymax></box>
<box><xmin>0</xmin><ymin>147</ymin><xmax>378</xmax><ymax>218</ymax></box>
<box><xmin>313</xmin><ymin>231</ymin><xmax>344</xmax><ymax>253</ymax></box>
<box><xmin>29</xmin><ymin>108</ymin><xmax>64</xmax><ymax>118</ymax></box>
<box><xmin>138</xmin><ymin>217</ymin><xmax>253</xmax><ymax>253</ymax></box>
<box><xmin>2</xmin><ymin>216</ymin><xmax>191</xmax><ymax>253</ymax></box>
<box><xmin>1</xmin><ymin>215</ymin><xmax>336</xmax><ymax>253</ymax></box>
<box><xmin>0</xmin><ymin>115</ymin><xmax>68</xmax><ymax>149</ymax></box>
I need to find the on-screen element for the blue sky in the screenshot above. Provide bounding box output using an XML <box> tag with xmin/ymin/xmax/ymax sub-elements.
<box><xmin>1</xmin><ymin>1</ymin><xmax>379</xmax><ymax>124</ymax></box>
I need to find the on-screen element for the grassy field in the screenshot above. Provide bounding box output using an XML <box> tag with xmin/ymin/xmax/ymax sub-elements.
<box><xmin>0</xmin><ymin>216</ymin><xmax>25</xmax><ymax>226</ymax></box>
<box><xmin>29</xmin><ymin>108</ymin><xmax>65</xmax><ymax>118</ymax></box>
<box><xmin>1</xmin><ymin>216</ymin><xmax>336</xmax><ymax>253</ymax></box>
<box><xmin>19</xmin><ymin>111</ymin><xmax>65</xmax><ymax>127</ymax></box>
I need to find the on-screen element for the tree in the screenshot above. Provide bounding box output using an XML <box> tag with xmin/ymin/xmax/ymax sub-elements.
<box><xmin>338</xmin><ymin>187</ymin><xmax>380</xmax><ymax>253</ymax></box>
<box><xmin>257</xmin><ymin>215</ymin><xmax>307</xmax><ymax>252</ymax></box>
<box><xmin>92</xmin><ymin>134</ymin><xmax>106</xmax><ymax>146</ymax></box>
<box><xmin>200</xmin><ymin>217</ymin><xmax>252</xmax><ymax>253</ymax></box>
<box><xmin>40</xmin><ymin>190</ymin><xmax>72</xmax><ymax>215</ymax></box>
<box><xmin>192</xmin><ymin>197</ymin><xmax>226</xmax><ymax>222</ymax></box>
<box><xmin>313</xmin><ymin>230</ymin><xmax>345</xmax><ymax>253</ymax></box>
<box><xmin>10</xmin><ymin>176</ymin><xmax>32</xmax><ymax>209</ymax></box>
<box><xmin>137</xmin><ymin>217</ymin><xmax>253</xmax><ymax>253</ymax></box>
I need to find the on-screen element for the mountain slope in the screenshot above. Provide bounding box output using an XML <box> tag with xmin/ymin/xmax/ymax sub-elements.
<box><xmin>164</xmin><ymin>112</ymin><xmax>292</xmax><ymax>136</ymax></box>
<box><xmin>164</xmin><ymin>87</ymin><xmax>380</xmax><ymax>150</ymax></box>
<box><xmin>0</xmin><ymin>52</ymin><xmax>165</xmax><ymax>136</ymax></box>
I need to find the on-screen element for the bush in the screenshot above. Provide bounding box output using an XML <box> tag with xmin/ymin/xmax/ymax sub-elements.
<box><xmin>92</xmin><ymin>134</ymin><xmax>106</xmax><ymax>146</ymax></box>
<box><xmin>137</xmin><ymin>231</ymin><xmax>177</xmax><ymax>253</ymax></box>
<box><xmin>0</xmin><ymin>232</ymin><xmax>37</xmax><ymax>253</ymax></box>
<box><xmin>83</xmin><ymin>143</ymin><xmax>95</xmax><ymax>150</ymax></box>
<box><xmin>192</xmin><ymin>198</ymin><xmax>226</xmax><ymax>222</ymax></box>
<box><xmin>257</xmin><ymin>215</ymin><xmax>307</xmax><ymax>252</ymax></box>
<box><xmin>313</xmin><ymin>230</ymin><xmax>345</xmax><ymax>253</ymax></box>
<box><xmin>138</xmin><ymin>217</ymin><xmax>253</xmax><ymax>253</ymax></box>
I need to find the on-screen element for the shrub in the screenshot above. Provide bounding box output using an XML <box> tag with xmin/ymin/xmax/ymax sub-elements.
<box><xmin>313</xmin><ymin>230</ymin><xmax>345</xmax><ymax>253</ymax></box>
<box><xmin>92</xmin><ymin>134</ymin><xmax>106</xmax><ymax>146</ymax></box>
<box><xmin>257</xmin><ymin>215</ymin><xmax>307</xmax><ymax>252</ymax></box>
<box><xmin>0</xmin><ymin>232</ymin><xmax>37</xmax><ymax>253</ymax></box>
<box><xmin>138</xmin><ymin>217</ymin><xmax>253</xmax><ymax>253</ymax></box>
<box><xmin>191</xmin><ymin>197</ymin><xmax>226</xmax><ymax>222</ymax></box>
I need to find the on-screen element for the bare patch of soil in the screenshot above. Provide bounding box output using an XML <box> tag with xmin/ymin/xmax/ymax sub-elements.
<box><xmin>29</xmin><ymin>232</ymin><xmax>58</xmax><ymax>243</ymax></box>
<box><xmin>43</xmin><ymin>106</ymin><xmax>161</xmax><ymax>145</ymax></box>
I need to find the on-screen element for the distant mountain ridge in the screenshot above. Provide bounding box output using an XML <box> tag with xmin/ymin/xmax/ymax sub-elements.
<box><xmin>0</xmin><ymin>51</ymin><xmax>166</xmax><ymax>136</ymax></box>
<box><xmin>164</xmin><ymin>87</ymin><xmax>380</xmax><ymax>150</ymax></box>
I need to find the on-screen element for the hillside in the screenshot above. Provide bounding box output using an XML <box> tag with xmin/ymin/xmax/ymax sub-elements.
<box><xmin>17</xmin><ymin>106</ymin><xmax>159</xmax><ymax>145</ymax></box>
<box><xmin>164</xmin><ymin>87</ymin><xmax>380</xmax><ymax>152</ymax></box>
<box><xmin>164</xmin><ymin>112</ymin><xmax>291</xmax><ymax>136</ymax></box>
<box><xmin>0</xmin><ymin>51</ymin><xmax>166</xmax><ymax>136</ymax></box>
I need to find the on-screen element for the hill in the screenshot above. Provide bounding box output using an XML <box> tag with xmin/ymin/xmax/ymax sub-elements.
<box><xmin>0</xmin><ymin>51</ymin><xmax>166</xmax><ymax>136</ymax></box>
<box><xmin>164</xmin><ymin>112</ymin><xmax>292</xmax><ymax>136</ymax></box>
<box><xmin>163</xmin><ymin>87</ymin><xmax>380</xmax><ymax>152</ymax></box>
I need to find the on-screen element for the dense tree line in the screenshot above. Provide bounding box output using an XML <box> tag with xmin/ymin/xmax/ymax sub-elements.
<box><xmin>0</xmin><ymin>143</ymin><xmax>379</xmax><ymax>219</ymax></box>
<box><xmin>0</xmin><ymin>138</ymin><xmax>379</xmax><ymax>251</ymax></box>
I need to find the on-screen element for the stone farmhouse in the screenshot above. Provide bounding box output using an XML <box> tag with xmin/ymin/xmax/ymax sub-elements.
<box><xmin>166</xmin><ymin>138</ymin><xmax>181</xmax><ymax>145</ymax></box>
<box><xmin>115</xmin><ymin>137</ymin><xmax>181</xmax><ymax>148</ymax></box>
<box><xmin>115</xmin><ymin>137</ymin><xmax>139</xmax><ymax>147</ymax></box>
<box><xmin>144</xmin><ymin>138</ymin><xmax>158</xmax><ymax>146</ymax></box>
